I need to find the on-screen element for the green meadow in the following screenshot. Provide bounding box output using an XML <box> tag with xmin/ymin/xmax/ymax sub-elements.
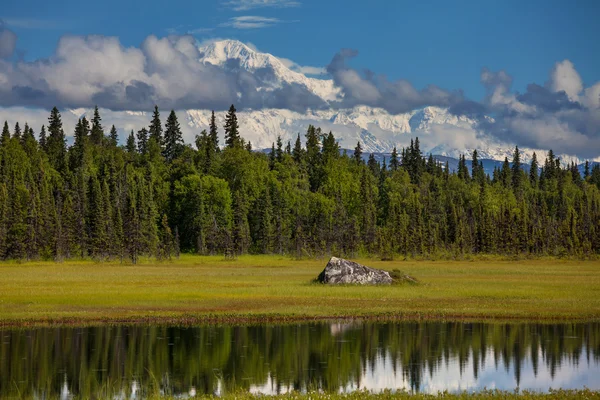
<box><xmin>1</xmin><ymin>255</ymin><xmax>599</xmax><ymax>326</ymax></box>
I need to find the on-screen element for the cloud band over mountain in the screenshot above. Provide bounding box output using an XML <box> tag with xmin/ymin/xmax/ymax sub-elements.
<box><xmin>0</xmin><ymin>32</ymin><xmax>599</xmax><ymax>159</ymax></box>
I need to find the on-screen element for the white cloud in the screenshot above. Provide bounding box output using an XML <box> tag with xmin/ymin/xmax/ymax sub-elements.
<box><xmin>278</xmin><ymin>56</ymin><xmax>326</xmax><ymax>75</ymax></box>
<box><xmin>548</xmin><ymin>60</ymin><xmax>583</xmax><ymax>101</ymax></box>
<box><xmin>223</xmin><ymin>0</ymin><xmax>300</xmax><ymax>11</ymax></box>
<box><xmin>220</xmin><ymin>16</ymin><xmax>282</xmax><ymax>29</ymax></box>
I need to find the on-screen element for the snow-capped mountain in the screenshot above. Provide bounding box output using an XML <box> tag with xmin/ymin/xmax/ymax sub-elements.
<box><xmin>74</xmin><ymin>39</ymin><xmax>589</xmax><ymax>164</ymax></box>
<box><xmin>192</xmin><ymin>40</ymin><xmax>574</xmax><ymax>163</ymax></box>
<box><xmin>198</xmin><ymin>40</ymin><xmax>340</xmax><ymax>102</ymax></box>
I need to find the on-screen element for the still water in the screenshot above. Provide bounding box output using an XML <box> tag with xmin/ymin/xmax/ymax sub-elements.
<box><xmin>1</xmin><ymin>322</ymin><xmax>599</xmax><ymax>397</ymax></box>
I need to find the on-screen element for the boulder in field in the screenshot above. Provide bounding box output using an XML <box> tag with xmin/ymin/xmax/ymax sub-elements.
<box><xmin>317</xmin><ymin>257</ymin><xmax>392</xmax><ymax>285</ymax></box>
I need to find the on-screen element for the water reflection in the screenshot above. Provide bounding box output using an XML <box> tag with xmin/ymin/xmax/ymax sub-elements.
<box><xmin>1</xmin><ymin>322</ymin><xmax>599</xmax><ymax>397</ymax></box>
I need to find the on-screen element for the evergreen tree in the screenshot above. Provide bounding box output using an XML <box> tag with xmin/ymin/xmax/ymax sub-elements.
<box><xmin>209</xmin><ymin>110</ymin><xmax>219</xmax><ymax>153</ymax></box>
<box><xmin>90</xmin><ymin>106</ymin><xmax>104</xmax><ymax>145</ymax></box>
<box><xmin>1</xmin><ymin>121</ymin><xmax>9</xmax><ymax>146</ymax></box>
<box><xmin>500</xmin><ymin>157</ymin><xmax>511</xmax><ymax>187</ymax></box>
<box><xmin>137</xmin><ymin>127</ymin><xmax>149</xmax><ymax>155</ymax></box>
<box><xmin>512</xmin><ymin>146</ymin><xmax>523</xmax><ymax>193</ymax></box>
<box><xmin>13</xmin><ymin>122</ymin><xmax>21</xmax><ymax>140</ymax></box>
<box><xmin>38</xmin><ymin>125</ymin><xmax>47</xmax><ymax>151</ymax></box>
<box><xmin>285</xmin><ymin>140</ymin><xmax>291</xmax><ymax>155</ymax></box>
<box><xmin>70</xmin><ymin>118</ymin><xmax>88</xmax><ymax>171</ymax></box>
<box><xmin>353</xmin><ymin>141</ymin><xmax>363</xmax><ymax>164</ymax></box>
<box><xmin>224</xmin><ymin>104</ymin><xmax>240</xmax><ymax>148</ymax></box>
<box><xmin>46</xmin><ymin>107</ymin><xmax>68</xmax><ymax>173</ymax></box>
<box><xmin>530</xmin><ymin>152</ymin><xmax>539</xmax><ymax>186</ymax></box>
<box><xmin>149</xmin><ymin>105</ymin><xmax>163</xmax><ymax>146</ymax></box>
<box><xmin>457</xmin><ymin>155</ymin><xmax>470</xmax><ymax>182</ymax></box>
<box><xmin>109</xmin><ymin>125</ymin><xmax>118</xmax><ymax>146</ymax></box>
<box><xmin>163</xmin><ymin>110</ymin><xmax>183</xmax><ymax>162</ymax></box>
<box><xmin>292</xmin><ymin>133</ymin><xmax>303</xmax><ymax>163</ymax></box>
<box><xmin>390</xmin><ymin>146</ymin><xmax>399</xmax><ymax>171</ymax></box>
<box><xmin>126</xmin><ymin>130</ymin><xmax>136</xmax><ymax>154</ymax></box>
<box><xmin>367</xmin><ymin>153</ymin><xmax>379</xmax><ymax>177</ymax></box>
<box><xmin>276</xmin><ymin>135</ymin><xmax>284</xmax><ymax>163</ymax></box>
<box><xmin>472</xmin><ymin>150</ymin><xmax>484</xmax><ymax>184</ymax></box>
<box><xmin>584</xmin><ymin>160</ymin><xmax>590</xmax><ymax>180</ymax></box>
<box><xmin>269</xmin><ymin>143</ymin><xmax>276</xmax><ymax>170</ymax></box>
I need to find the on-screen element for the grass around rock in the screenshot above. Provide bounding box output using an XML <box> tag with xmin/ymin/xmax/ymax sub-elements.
<box><xmin>0</xmin><ymin>255</ymin><xmax>599</xmax><ymax>326</ymax></box>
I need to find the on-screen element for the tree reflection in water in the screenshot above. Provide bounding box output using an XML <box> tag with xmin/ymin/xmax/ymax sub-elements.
<box><xmin>1</xmin><ymin>322</ymin><xmax>599</xmax><ymax>397</ymax></box>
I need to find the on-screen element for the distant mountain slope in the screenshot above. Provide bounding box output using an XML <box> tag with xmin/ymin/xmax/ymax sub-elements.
<box><xmin>72</xmin><ymin>39</ymin><xmax>596</xmax><ymax>164</ymax></box>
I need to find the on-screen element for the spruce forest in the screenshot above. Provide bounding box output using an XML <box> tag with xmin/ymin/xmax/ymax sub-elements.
<box><xmin>1</xmin><ymin>104</ymin><xmax>600</xmax><ymax>263</ymax></box>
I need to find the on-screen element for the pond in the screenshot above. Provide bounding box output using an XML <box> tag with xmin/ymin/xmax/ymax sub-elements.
<box><xmin>1</xmin><ymin>322</ymin><xmax>599</xmax><ymax>397</ymax></box>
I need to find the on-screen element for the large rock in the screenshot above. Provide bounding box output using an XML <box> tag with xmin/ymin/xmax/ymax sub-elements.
<box><xmin>317</xmin><ymin>257</ymin><xmax>393</xmax><ymax>285</ymax></box>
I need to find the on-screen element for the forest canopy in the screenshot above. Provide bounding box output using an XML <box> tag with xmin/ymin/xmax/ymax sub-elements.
<box><xmin>1</xmin><ymin>105</ymin><xmax>600</xmax><ymax>262</ymax></box>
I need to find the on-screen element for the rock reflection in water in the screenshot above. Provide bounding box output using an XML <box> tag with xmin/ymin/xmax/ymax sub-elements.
<box><xmin>0</xmin><ymin>322</ymin><xmax>599</xmax><ymax>398</ymax></box>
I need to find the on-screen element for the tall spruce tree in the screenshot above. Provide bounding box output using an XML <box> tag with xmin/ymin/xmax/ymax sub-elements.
<box><xmin>353</xmin><ymin>141</ymin><xmax>363</xmax><ymax>164</ymax></box>
<box><xmin>163</xmin><ymin>110</ymin><xmax>183</xmax><ymax>162</ymax></box>
<box><xmin>126</xmin><ymin>130</ymin><xmax>136</xmax><ymax>154</ymax></box>
<box><xmin>38</xmin><ymin>125</ymin><xmax>47</xmax><ymax>151</ymax></box>
<box><xmin>109</xmin><ymin>125</ymin><xmax>118</xmax><ymax>146</ymax></box>
<box><xmin>149</xmin><ymin>105</ymin><xmax>163</xmax><ymax>146</ymax></box>
<box><xmin>13</xmin><ymin>122</ymin><xmax>21</xmax><ymax>140</ymax></box>
<box><xmin>46</xmin><ymin>107</ymin><xmax>67</xmax><ymax>173</ymax></box>
<box><xmin>292</xmin><ymin>133</ymin><xmax>303</xmax><ymax>163</ymax></box>
<box><xmin>1</xmin><ymin>121</ymin><xmax>10</xmax><ymax>146</ymax></box>
<box><xmin>137</xmin><ymin>127</ymin><xmax>149</xmax><ymax>154</ymax></box>
<box><xmin>390</xmin><ymin>146</ymin><xmax>399</xmax><ymax>171</ymax></box>
<box><xmin>224</xmin><ymin>104</ymin><xmax>240</xmax><ymax>148</ymax></box>
<box><xmin>209</xmin><ymin>110</ymin><xmax>219</xmax><ymax>152</ymax></box>
<box><xmin>512</xmin><ymin>146</ymin><xmax>523</xmax><ymax>193</ymax></box>
<box><xmin>530</xmin><ymin>152</ymin><xmax>539</xmax><ymax>186</ymax></box>
<box><xmin>90</xmin><ymin>106</ymin><xmax>104</xmax><ymax>145</ymax></box>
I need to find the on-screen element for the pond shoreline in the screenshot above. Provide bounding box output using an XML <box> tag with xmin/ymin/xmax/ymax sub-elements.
<box><xmin>2</xmin><ymin>311</ymin><xmax>600</xmax><ymax>329</ymax></box>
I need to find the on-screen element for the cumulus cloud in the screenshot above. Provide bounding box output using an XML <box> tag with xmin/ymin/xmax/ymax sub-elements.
<box><xmin>0</xmin><ymin>34</ymin><xmax>327</xmax><ymax>112</ymax></box>
<box><xmin>547</xmin><ymin>60</ymin><xmax>583</xmax><ymax>101</ymax></box>
<box><xmin>223</xmin><ymin>0</ymin><xmax>300</xmax><ymax>11</ymax></box>
<box><xmin>326</xmin><ymin>49</ymin><xmax>461</xmax><ymax>114</ymax></box>
<box><xmin>471</xmin><ymin>61</ymin><xmax>600</xmax><ymax>159</ymax></box>
<box><xmin>0</xmin><ymin>22</ymin><xmax>17</xmax><ymax>59</ymax></box>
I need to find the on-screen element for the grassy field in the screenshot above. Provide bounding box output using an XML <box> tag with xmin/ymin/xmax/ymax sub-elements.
<box><xmin>0</xmin><ymin>255</ymin><xmax>599</xmax><ymax>326</ymax></box>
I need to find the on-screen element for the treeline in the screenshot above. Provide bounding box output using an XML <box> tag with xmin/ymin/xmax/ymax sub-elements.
<box><xmin>1</xmin><ymin>105</ymin><xmax>600</xmax><ymax>262</ymax></box>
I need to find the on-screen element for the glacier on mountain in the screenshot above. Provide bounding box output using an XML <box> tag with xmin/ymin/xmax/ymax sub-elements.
<box><xmin>61</xmin><ymin>39</ymin><xmax>594</xmax><ymax>165</ymax></box>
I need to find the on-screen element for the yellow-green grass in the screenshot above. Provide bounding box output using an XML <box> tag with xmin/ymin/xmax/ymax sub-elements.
<box><xmin>1</xmin><ymin>255</ymin><xmax>599</xmax><ymax>326</ymax></box>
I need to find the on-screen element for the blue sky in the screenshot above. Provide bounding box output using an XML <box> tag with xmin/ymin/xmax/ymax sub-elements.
<box><xmin>2</xmin><ymin>0</ymin><xmax>599</xmax><ymax>101</ymax></box>
<box><xmin>1</xmin><ymin>0</ymin><xmax>600</xmax><ymax>158</ymax></box>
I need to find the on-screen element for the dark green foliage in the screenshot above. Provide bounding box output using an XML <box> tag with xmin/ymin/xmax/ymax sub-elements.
<box><xmin>530</xmin><ymin>152</ymin><xmax>539</xmax><ymax>186</ymax></box>
<box><xmin>353</xmin><ymin>141</ymin><xmax>362</xmax><ymax>164</ymax></box>
<box><xmin>292</xmin><ymin>133</ymin><xmax>303</xmax><ymax>163</ymax></box>
<box><xmin>90</xmin><ymin>105</ymin><xmax>104</xmax><ymax>145</ymax></box>
<box><xmin>1</xmin><ymin>121</ymin><xmax>9</xmax><ymax>146</ymax></box>
<box><xmin>149</xmin><ymin>105</ymin><xmax>163</xmax><ymax>145</ymax></box>
<box><xmin>38</xmin><ymin>125</ymin><xmax>47</xmax><ymax>151</ymax></box>
<box><xmin>12</xmin><ymin>122</ymin><xmax>21</xmax><ymax>140</ymax></box>
<box><xmin>46</xmin><ymin>107</ymin><xmax>67</xmax><ymax>173</ymax></box>
<box><xmin>224</xmin><ymin>104</ymin><xmax>240</xmax><ymax>148</ymax></box>
<box><xmin>163</xmin><ymin>110</ymin><xmax>184</xmax><ymax>162</ymax></box>
<box><xmin>136</xmin><ymin>127</ymin><xmax>149</xmax><ymax>154</ymax></box>
<box><xmin>209</xmin><ymin>110</ymin><xmax>219</xmax><ymax>153</ymax></box>
<box><xmin>126</xmin><ymin>130</ymin><xmax>136</xmax><ymax>154</ymax></box>
<box><xmin>109</xmin><ymin>125</ymin><xmax>118</xmax><ymax>146</ymax></box>
<box><xmin>0</xmin><ymin>104</ymin><xmax>598</xmax><ymax>262</ymax></box>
